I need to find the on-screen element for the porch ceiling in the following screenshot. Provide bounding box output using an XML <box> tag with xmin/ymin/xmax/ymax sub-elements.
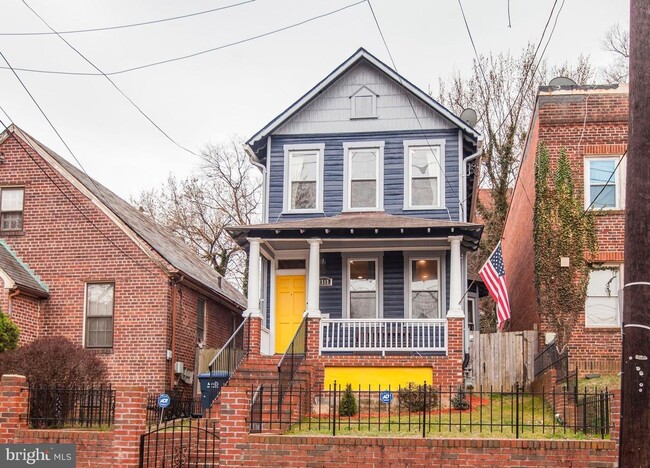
<box><xmin>228</xmin><ymin>213</ymin><xmax>482</xmax><ymax>251</ymax></box>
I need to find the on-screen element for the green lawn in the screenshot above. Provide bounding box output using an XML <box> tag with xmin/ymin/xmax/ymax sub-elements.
<box><xmin>286</xmin><ymin>393</ymin><xmax>610</xmax><ymax>440</ymax></box>
<box><xmin>578</xmin><ymin>374</ymin><xmax>621</xmax><ymax>391</ymax></box>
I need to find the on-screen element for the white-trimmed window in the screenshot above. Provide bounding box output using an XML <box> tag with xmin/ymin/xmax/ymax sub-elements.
<box><xmin>585</xmin><ymin>266</ymin><xmax>621</xmax><ymax>328</ymax></box>
<box><xmin>347</xmin><ymin>258</ymin><xmax>379</xmax><ymax>319</ymax></box>
<box><xmin>85</xmin><ymin>283</ymin><xmax>114</xmax><ymax>348</ymax></box>
<box><xmin>584</xmin><ymin>157</ymin><xmax>624</xmax><ymax>210</ymax></box>
<box><xmin>404</xmin><ymin>140</ymin><xmax>444</xmax><ymax>209</ymax></box>
<box><xmin>197</xmin><ymin>298</ymin><xmax>206</xmax><ymax>343</ymax></box>
<box><xmin>0</xmin><ymin>187</ymin><xmax>24</xmax><ymax>231</ymax></box>
<box><xmin>344</xmin><ymin>142</ymin><xmax>384</xmax><ymax>211</ymax></box>
<box><xmin>284</xmin><ymin>145</ymin><xmax>323</xmax><ymax>213</ymax></box>
<box><xmin>408</xmin><ymin>258</ymin><xmax>441</xmax><ymax>319</ymax></box>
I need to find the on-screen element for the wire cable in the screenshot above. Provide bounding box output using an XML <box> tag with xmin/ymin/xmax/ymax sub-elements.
<box><xmin>0</xmin><ymin>0</ymin><xmax>366</xmax><ymax>77</ymax></box>
<box><xmin>0</xmin><ymin>0</ymin><xmax>255</xmax><ymax>36</ymax></box>
<box><xmin>20</xmin><ymin>0</ymin><xmax>199</xmax><ymax>158</ymax></box>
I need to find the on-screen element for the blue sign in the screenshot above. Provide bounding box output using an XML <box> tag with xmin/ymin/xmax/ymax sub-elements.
<box><xmin>379</xmin><ymin>391</ymin><xmax>393</xmax><ymax>404</ymax></box>
<box><xmin>157</xmin><ymin>393</ymin><xmax>171</xmax><ymax>408</ymax></box>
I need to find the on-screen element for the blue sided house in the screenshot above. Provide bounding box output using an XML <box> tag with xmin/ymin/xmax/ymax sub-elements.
<box><xmin>227</xmin><ymin>48</ymin><xmax>483</xmax><ymax>390</ymax></box>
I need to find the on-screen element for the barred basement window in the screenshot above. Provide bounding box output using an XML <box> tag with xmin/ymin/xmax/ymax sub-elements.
<box><xmin>85</xmin><ymin>283</ymin><xmax>114</xmax><ymax>348</ymax></box>
<box><xmin>0</xmin><ymin>187</ymin><xmax>24</xmax><ymax>231</ymax></box>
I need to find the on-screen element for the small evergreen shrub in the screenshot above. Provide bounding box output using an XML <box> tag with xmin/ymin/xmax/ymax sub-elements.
<box><xmin>398</xmin><ymin>382</ymin><xmax>438</xmax><ymax>412</ymax></box>
<box><xmin>0</xmin><ymin>311</ymin><xmax>19</xmax><ymax>352</ymax></box>
<box><xmin>451</xmin><ymin>385</ymin><xmax>470</xmax><ymax>410</ymax></box>
<box><xmin>339</xmin><ymin>384</ymin><xmax>358</xmax><ymax>417</ymax></box>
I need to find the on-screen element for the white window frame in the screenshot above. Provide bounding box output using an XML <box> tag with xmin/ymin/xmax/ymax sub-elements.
<box><xmin>585</xmin><ymin>264</ymin><xmax>623</xmax><ymax>328</ymax></box>
<box><xmin>0</xmin><ymin>186</ymin><xmax>25</xmax><ymax>231</ymax></box>
<box><xmin>405</xmin><ymin>257</ymin><xmax>442</xmax><ymax>319</ymax></box>
<box><xmin>283</xmin><ymin>144</ymin><xmax>324</xmax><ymax>214</ymax></box>
<box><xmin>343</xmin><ymin>141</ymin><xmax>384</xmax><ymax>212</ymax></box>
<box><xmin>350</xmin><ymin>86</ymin><xmax>378</xmax><ymax>119</ymax></box>
<box><xmin>197</xmin><ymin>297</ymin><xmax>206</xmax><ymax>344</ymax></box>
<box><xmin>83</xmin><ymin>282</ymin><xmax>115</xmax><ymax>349</ymax></box>
<box><xmin>583</xmin><ymin>156</ymin><xmax>625</xmax><ymax>210</ymax></box>
<box><xmin>342</xmin><ymin>254</ymin><xmax>383</xmax><ymax>319</ymax></box>
<box><xmin>403</xmin><ymin>139</ymin><xmax>445</xmax><ymax>210</ymax></box>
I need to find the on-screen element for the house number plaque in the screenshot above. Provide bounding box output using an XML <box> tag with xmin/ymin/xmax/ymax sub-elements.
<box><xmin>320</xmin><ymin>277</ymin><xmax>333</xmax><ymax>287</ymax></box>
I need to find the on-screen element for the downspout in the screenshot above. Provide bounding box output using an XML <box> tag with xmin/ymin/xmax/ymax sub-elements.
<box><xmin>246</xmin><ymin>140</ymin><xmax>268</xmax><ymax>223</ymax></box>
<box><xmin>461</xmin><ymin>137</ymin><xmax>484</xmax><ymax>222</ymax></box>
<box><xmin>169</xmin><ymin>274</ymin><xmax>183</xmax><ymax>390</ymax></box>
<box><xmin>8</xmin><ymin>289</ymin><xmax>20</xmax><ymax>317</ymax></box>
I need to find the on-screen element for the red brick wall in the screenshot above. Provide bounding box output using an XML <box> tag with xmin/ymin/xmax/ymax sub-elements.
<box><xmin>503</xmin><ymin>88</ymin><xmax>626</xmax><ymax>371</ymax></box>
<box><xmin>237</xmin><ymin>435</ymin><xmax>617</xmax><ymax>467</ymax></box>
<box><xmin>0</xmin><ymin>283</ymin><xmax>42</xmax><ymax>346</ymax></box>
<box><xmin>0</xmin><ymin>374</ymin><xmax>147</xmax><ymax>467</ymax></box>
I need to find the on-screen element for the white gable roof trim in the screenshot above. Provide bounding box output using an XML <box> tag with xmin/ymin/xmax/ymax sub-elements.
<box><xmin>246</xmin><ymin>48</ymin><xmax>480</xmax><ymax>159</ymax></box>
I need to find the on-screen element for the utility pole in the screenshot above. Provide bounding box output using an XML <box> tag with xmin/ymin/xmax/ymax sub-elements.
<box><xmin>619</xmin><ymin>1</ymin><xmax>650</xmax><ymax>466</ymax></box>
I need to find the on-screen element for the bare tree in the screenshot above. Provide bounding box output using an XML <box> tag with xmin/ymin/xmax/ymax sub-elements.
<box><xmin>438</xmin><ymin>44</ymin><xmax>593</xmax><ymax>331</ymax></box>
<box><xmin>134</xmin><ymin>137</ymin><xmax>262</xmax><ymax>291</ymax></box>
<box><xmin>600</xmin><ymin>24</ymin><xmax>629</xmax><ymax>83</ymax></box>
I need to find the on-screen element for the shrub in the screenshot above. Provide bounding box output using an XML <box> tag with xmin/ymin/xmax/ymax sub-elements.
<box><xmin>0</xmin><ymin>336</ymin><xmax>107</xmax><ymax>387</ymax></box>
<box><xmin>451</xmin><ymin>386</ymin><xmax>470</xmax><ymax>410</ymax></box>
<box><xmin>0</xmin><ymin>311</ymin><xmax>19</xmax><ymax>352</ymax></box>
<box><xmin>398</xmin><ymin>382</ymin><xmax>438</xmax><ymax>412</ymax></box>
<box><xmin>339</xmin><ymin>384</ymin><xmax>357</xmax><ymax>417</ymax></box>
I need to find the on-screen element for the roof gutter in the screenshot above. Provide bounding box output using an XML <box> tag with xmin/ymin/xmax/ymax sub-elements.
<box><xmin>461</xmin><ymin>137</ymin><xmax>484</xmax><ymax>223</ymax></box>
<box><xmin>245</xmin><ymin>142</ymin><xmax>268</xmax><ymax>223</ymax></box>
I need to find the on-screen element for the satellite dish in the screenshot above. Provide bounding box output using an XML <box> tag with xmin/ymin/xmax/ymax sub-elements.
<box><xmin>459</xmin><ymin>108</ymin><xmax>478</xmax><ymax>128</ymax></box>
<box><xmin>548</xmin><ymin>76</ymin><xmax>578</xmax><ymax>87</ymax></box>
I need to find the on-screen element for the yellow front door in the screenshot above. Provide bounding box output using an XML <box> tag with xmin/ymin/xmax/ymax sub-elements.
<box><xmin>275</xmin><ymin>275</ymin><xmax>306</xmax><ymax>353</ymax></box>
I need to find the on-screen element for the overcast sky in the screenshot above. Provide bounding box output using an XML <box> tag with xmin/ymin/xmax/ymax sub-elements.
<box><xmin>0</xmin><ymin>0</ymin><xmax>629</xmax><ymax>200</ymax></box>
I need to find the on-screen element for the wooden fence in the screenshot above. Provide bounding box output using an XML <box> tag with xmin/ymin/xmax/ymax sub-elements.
<box><xmin>469</xmin><ymin>330</ymin><xmax>538</xmax><ymax>389</ymax></box>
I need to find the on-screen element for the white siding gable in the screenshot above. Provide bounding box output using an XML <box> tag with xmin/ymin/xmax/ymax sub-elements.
<box><xmin>275</xmin><ymin>62</ymin><xmax>454</xmax><ymax>135</ymax></box>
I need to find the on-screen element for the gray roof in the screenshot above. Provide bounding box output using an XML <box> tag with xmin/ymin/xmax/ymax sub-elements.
<box><xmin>12</xmin><ymin>127</ymin><xmax>245</xmax><ymax>309</ymax></box>
<box><xmin>228</xmin><ymin>212</ymin><xmax>483</xmax><ymax>250</ymax></box>
<box><xmin>0</xmin><ymin>240</ymin><xmax>49</xmax><ymax>298</ymax></box>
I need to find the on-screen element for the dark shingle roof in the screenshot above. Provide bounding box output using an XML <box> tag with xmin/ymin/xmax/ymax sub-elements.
<box><xmin>14</xmin><ymin>127</ymin><xmax>245</xmax><ymax>309</ymax></box>
<box><xmin>0</xmin><ymin>240</ymin><xmax>49</xmax><ymax>297</ymax></box>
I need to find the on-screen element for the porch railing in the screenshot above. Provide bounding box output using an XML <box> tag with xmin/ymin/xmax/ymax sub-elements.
<box><xmin>320</xmin><ymin>319</ymin><xmax>447</xmax><ymax>353</ymax></box>
<box><xmin>278</xmin><ymin>316</ymin><xmax>308</xmax><ymax>402</ymax></box>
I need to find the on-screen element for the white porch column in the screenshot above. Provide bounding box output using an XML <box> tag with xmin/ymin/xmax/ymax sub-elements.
<box><xmin>447</xmin><ymin>235</ymin><xmax>465</xmax><ymax>318</ymax></box>
<box><xmin>305</xmin><ymin>238</ymin><xmax>322</xmax><ymax>317</ymax></box>
<box><xmin>244</xmin><ymin>237</ymin><xmax>263</xmax><ymax>318</ymax></box>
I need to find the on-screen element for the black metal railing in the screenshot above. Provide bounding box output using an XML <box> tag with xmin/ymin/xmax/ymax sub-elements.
<box><xmin>534</xmin><ymin>340</ymin><xmax>569</xmax><ymax>378</ymax></box>
<box><xmin>146</xmin><ymin>390</ymin><xmax>202</xmax><ymax>426</ymax></box>
<box><xmin>28</xmin><ymin>385</ymin><xmax>115</xmax><ymax>429</ymax></box>
<box><xmin>248</xmin><ymin>382</ymin><xmax>612</xmax><ymax>439</ymax></box>
<box><xmin>277</xmin><ymin>316</ymin><xmax>308</xmax><ymax>402</ymax></box>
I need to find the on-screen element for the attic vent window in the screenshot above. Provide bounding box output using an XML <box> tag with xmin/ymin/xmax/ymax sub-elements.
<box><xmin>350</xmin><ymin>86</ymin><xmax>377</xmax><ymax>119</ymax></box>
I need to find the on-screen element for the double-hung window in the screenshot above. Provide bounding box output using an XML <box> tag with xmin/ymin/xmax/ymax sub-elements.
<box><xmin>585</xmin><ymin>266</ymin><xmax>621</xmax><ymax>328</ymax></box>
<box><xmin>347</xmin><ymin>259</ymin><xmax>378</xmax><ymax>319</ymax></box>
<box><xmin>0</xmin><ymin>187</ymin><xmax>24</xmax><ymax>231</ymax></box>
<box><xmin>284</xmin><ymin>145</ymin><xmax>323</xmax><ymax>213</ymax></box>
<box><xmin>344</xmin><ymin>142</ymin><xmax>383</xmax><ymax>211</ymax></box>
<box><xmin>85</xmin><ymin>283</ymin><xmax>114</xmax><ymax>348</ymax></box>
<box><xmin>584</xmin><ymin>157</ymin><xmax>623</xmax><ymax>209</ymax></box>
<box><xmin>408</xmin><ymin>259</ymin><xmax>441</xmax><ymax>319</ymax></box>
<box><xmin>404</xmin><ymin>141</ymin><xmax>443</xmax><ymax>209</ymax></box>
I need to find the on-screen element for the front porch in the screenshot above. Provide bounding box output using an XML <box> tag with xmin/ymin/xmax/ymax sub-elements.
<box><xmin>228</xmin><ymin>213</ymin><xmax>482</xmax><ymax>366</ymax></box>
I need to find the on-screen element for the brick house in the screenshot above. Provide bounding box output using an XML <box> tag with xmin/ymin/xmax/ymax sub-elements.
<box><xmin>501</xmin><ymin>84</ymin><xmax>627</xmax><ymax>375</ymax></box>
<box><xmin>0</xmin><ymin>125</ymin><xmax>245</xmax><ymax>392</ymax></box>
<box><xmin>217</xmin><ymin>48</ymin><xmax>484</xmax><ymax>393</ymax></box>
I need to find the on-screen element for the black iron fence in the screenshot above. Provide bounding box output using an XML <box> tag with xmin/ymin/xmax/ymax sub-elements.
<box><xmin>28</xmin><ymin>385</ymin><xmax>115</xmax><ymax>429</ymax></box>
<box><xmin>146</xmin><ymin>390</ymin><xmax>201</xmax><ymax>426</ymax></box>
<box><xmin>534</xmin><ymin>340</ymin><xmax>568</xmax><ymax>378</ymax></box>
<box><xmin>277</xmin><ymin>316</ymin><xmax>308</xmax><ymax>402</ymax></box>
<box><xmin>249</xmin><ymin>382</ymin><xmax>612</xmax><ymax>439</ymax></box>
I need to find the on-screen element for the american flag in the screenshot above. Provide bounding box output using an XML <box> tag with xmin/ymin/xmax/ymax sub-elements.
<box><xmin>479</xmin><ymin>241</ymin><xmax>511</xmax><ymax>330</ymax></box>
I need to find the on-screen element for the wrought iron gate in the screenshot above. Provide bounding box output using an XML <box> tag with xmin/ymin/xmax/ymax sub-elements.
<box><xmin>139</xmin><ymin>418</ymin><xmax>219</xmax><ymax>467</ymax></box>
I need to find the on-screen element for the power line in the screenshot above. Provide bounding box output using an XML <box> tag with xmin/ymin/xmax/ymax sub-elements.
<box><xmin>366</xmin><ymin>0</ymin><xmax>461</xmax><ymax>221</ymax></box>
<box><xmin>20</xmin><ymin>0</ymin><xmax>199</xmax><ymax>158</ymax></box>
<box><xmin>0</xmin><ymin>0</ymin><xmax>255</xmax><ymax>36</ymax></box>
<box><xmin>0</xmin><ymin>0</ymin><xmax>366</xmax><ymax>77</ymax></box>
